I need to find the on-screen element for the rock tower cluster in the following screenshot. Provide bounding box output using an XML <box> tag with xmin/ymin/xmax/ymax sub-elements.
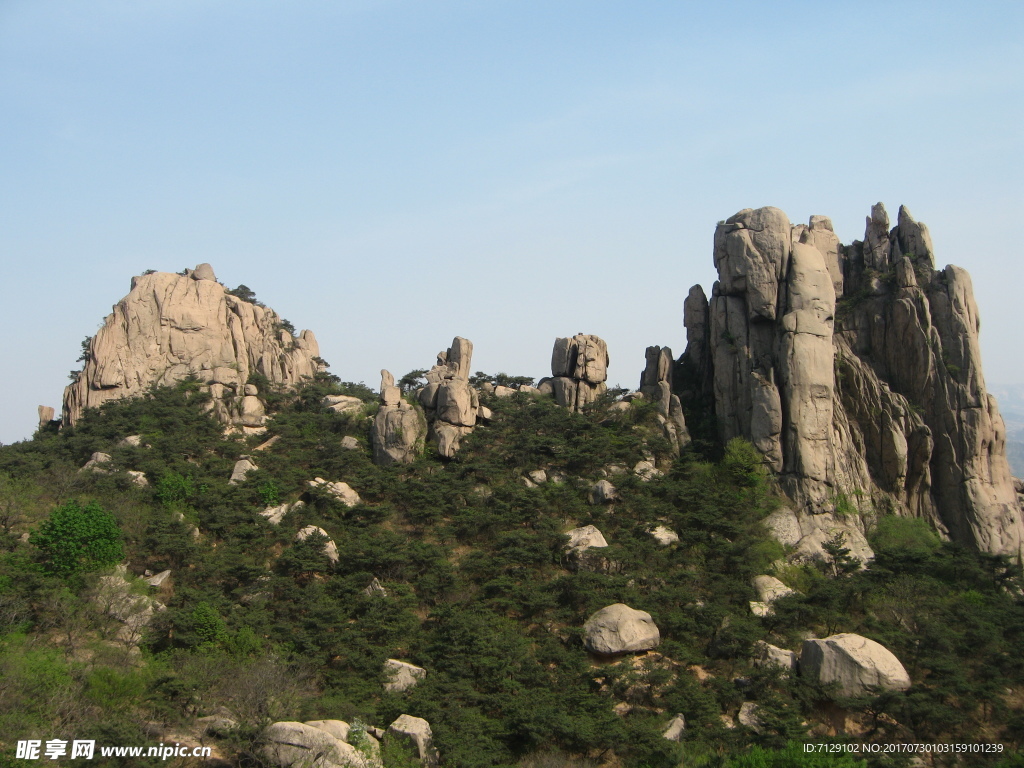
<box><xmin>682</xmin><ymin>204</ymin><xmax>1023</xmax><ymax>558</ymax></box>
<box><xmin>62</xmin><ymin>264</ymin><xmax>321</xmax><ymax>428</ymax></box>
<box><xmin>417</xmin><ymin>337</ymin><xmax>480</xmax><ymax>458</ymax></box>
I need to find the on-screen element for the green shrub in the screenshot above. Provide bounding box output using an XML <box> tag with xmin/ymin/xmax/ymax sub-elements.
<box><xmin>29</xmin><ymin>500</ymin><xmax>123</xmax><ymax>578</ymax></box>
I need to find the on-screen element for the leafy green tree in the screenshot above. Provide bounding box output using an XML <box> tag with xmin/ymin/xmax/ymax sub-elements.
<box><xmin>30</xmin><ymin>500</ymin><xmax>123</xmax><ymax>578</ymax></box>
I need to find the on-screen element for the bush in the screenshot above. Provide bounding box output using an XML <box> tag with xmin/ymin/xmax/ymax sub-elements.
<box><xmin>29</xmin><ymin>500</ymin><xmax>123</xmax><ymax>579</ymax></box>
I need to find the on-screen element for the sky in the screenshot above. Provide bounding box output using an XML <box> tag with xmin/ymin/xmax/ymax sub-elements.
<box><xmin>1</xmin><ymin>0</ymin><xmax>1022</xmax><ymax>444</ymax></box>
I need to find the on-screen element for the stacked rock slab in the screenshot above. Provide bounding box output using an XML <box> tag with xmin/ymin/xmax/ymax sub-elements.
<box><xmin>639</xmin><ymin>345</ymin><xmax>691</xmax><ymax>453</ymax></box>
<box><xmin>544</xmin><ymin>334</ymin><xmax>609</xmax><ymax>412</ymax></box>
<box><xmin>371</xmin><ymin>370</ymin><xmax>427</xmax><ymax>465</ymax></box>
<box><xmin>417</xmin><ymin>337</ymin><xmax>479</xmax><ymax>458</ymax></box>
<box><xmin>63</xmin><ymin>264</ymin><xmax>321</xmax><ymax>427</ymax></box>
<box><xmin>682</xmin><ymin>205</ymin><xmax>1024</xmax><ymax>559</ymax></box>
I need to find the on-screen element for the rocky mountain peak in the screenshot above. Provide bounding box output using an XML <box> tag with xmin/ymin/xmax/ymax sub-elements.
<box><xmin>63</xmin><ymin>265</ymin><xmax>322</xmax><ymax>427</ymax></box>
<box><xmin>683</xmin><ymin>203</ymin><xmax>1023</xmax><ymax>559</ymax></box>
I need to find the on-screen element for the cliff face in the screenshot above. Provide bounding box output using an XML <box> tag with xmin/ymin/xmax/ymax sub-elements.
<box><xmin>683</xmin><ymin>204</ymin><xmax>1023</xmax><ymax>559</ymax></box>
<box><xmin>63</xmin><ymin>264</ymin><xmax>321</xmax><ymax>427</ymax></box>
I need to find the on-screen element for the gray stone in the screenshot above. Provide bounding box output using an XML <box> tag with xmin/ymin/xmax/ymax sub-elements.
<box><xmin>324</xmin><ymin>395</ymin><xmax>364</xmax><ymax>414</ymax></box>
<box><xmin>649</xmin><ymin>525</ymin><xmax>679</xmax><ymax>546</ymax></box>
<box><xmin>341</xmin><ymin>436</ymin><xmax>361</xmax><ymax>450</ymax></box>
<box><xmin>260</xmin><ymin>500</ymin><xmax>304</xmax><ymax>526</ymax></box>
<box><xmin>81</xmin><ymin>452</ymin><xmax>112</xmax><ymax>472</ymax></box>
<box><xmin>799</xmin><ymin>633</ymin><xmax>911</xmax><ymax>697</ymax></box>
<box><xmin>262</xmin><ymin>721</ymin><xmax>369</xmax><ymax>768</ymax></box>
<box><xmin>583</xmin><ymin>604</ymin><xmax>660</xmax><ymax>654</ymax></box>
<box><xmin>589</xmin><ymin>480</ymin><xmax>619</xmax><ymax>504</ymax></box>
<box><xmin>304</xmin><ymin>720</ymin><xmax>350</xmax><ymax>743</ymax></box>
<box><xmin>145</xmin><ymin>570</ymin><xmax>171</xmax><ymax>588</ymax></box>
<box><xmin>753</xmin><ymin>641</ymin><xmax>797</xmax><ymax>674</ymax></box>
<box><xmin>295</xmin><ymin>525</ymin><xmax>339</xmax><ymax>564</ymax></box>
<box><xmin>127</xmin><ymin>470</ymin><xmax>148</xmax><ymax>487</ymax></box>
<box><xmin>384</xmin><ymin>659</ymin><xmax>427</xmax><ymax>693</ymax></box>
<box><xmin>37</xmin><ymin>405</ymin><xmax>55</xmax><ymax>430</ymax></box>
<box><xmin>229</xmin><ymin>457</ymin><xmax>257</xmax><ymax>485</ymax></box>
<box><xmin>308</xmin><ymin>478</ymin><xmax>361</xmax><ymax>507</ymax></box>
<box><xmin>192</xmin><ymin>263</ymin><xmax>217</xmax><ymax>281</ymax></box>
<box><xmin>387</xmin><ymin>715</ymin><xmax>438</xmax><ymax>766</ymax></box>
<box><xmin>662</xmin><ymin>714</ymin><xmax>686</xmax><ymax>741</ymax></box>
<box><xmin>364</xmin><ymin>578</ymin><xmax>388</xmax><ymax>598</ymax></box>
<box><xmin>738</xmin><ymin>702</ymin><xmax>763</xmax><ymax>733</ymax></box>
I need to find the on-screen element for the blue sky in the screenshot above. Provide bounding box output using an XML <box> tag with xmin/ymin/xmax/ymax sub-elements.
<box><xmin>1</xmin><ymin>0</ymin><xmax>1022</xmax><ymax>443</ymax></box>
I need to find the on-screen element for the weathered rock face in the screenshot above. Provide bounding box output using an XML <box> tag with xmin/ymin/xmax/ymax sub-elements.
<box><xmin>64</xmin><ymin>265</ymin><xmax>321</xmax><ymax>427</ymax></box>
<box><xmin>545</xmin><ymin>334</ymin><xmax>609</xmax><ymax>412</ymax></box>
<box><xmin>682</xmin><ymin>204</ymin><xmax>1024</xmax><ymax>559</ymax></box>
<box><xmin>800</xmin><ymin>633</ymin><xmax>911</xmax><ymax>698</ymax></box>
<box><xmin>371</xmin><ymin>370</ymin><xmax>427</xmax><ymax>466</ymax></box>
<box><xmin>415</xmin><ymin>337</ymin><xmax>479</xmax><ymax>459</ymax></box>
<box><xmin>639</xmin><ymin>345</ymin><xmax>691</xmax><ymax>453</ymax></box>
<box><xmin>582</xmin><ymin>603</ymin><xmax>661</xmax><ymax>655</ymax></box>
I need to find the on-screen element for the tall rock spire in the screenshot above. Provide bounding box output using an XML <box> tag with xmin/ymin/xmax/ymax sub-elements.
<box><xmin>683</xmin><ymin>205</ymin><xmax>1024</xmax><ymax>560</ymax></box>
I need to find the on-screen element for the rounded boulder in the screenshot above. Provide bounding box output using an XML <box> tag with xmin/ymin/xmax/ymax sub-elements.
<box><xmin>583</xmin><ymin>603</ymin><xmax>660</xmax><ymax>654</ymax></box>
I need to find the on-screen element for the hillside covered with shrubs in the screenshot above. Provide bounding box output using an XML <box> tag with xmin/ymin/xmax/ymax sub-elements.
<box><xmin>1</xmin><ymin>374</ymin><xmax>1023</xmax><ymax>767</ymax></box>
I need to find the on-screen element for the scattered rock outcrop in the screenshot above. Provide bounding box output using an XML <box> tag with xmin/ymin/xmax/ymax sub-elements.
<box><xmin>639</xmin><ymin>345</ymin><xmax>690</xmax><ymax>452</ymax></box>
<box><xmin>387</xmin><ymin>715</ymin><xmax>438</xmax><ymax>766</ymax></box>
<box><xmin>371</xmin><ymin>370</ymin><xmax>427</xmax><ymax>465</ymax></box>
<box><xmin>681</xmin><ymin>204</ymin><xmax>1024</xmax><ymax>559</ymax></box>
<box><xmin>37</xmin><ymin>405</ymin><xmax>55</xmax><ymax>430</ymax></box>
<box><xmin>749</xmin><ymin>575</ymin><xmax>795</xmax><ymax>616</ymax></box>
<box><xmin>648</xmin><ymin>525</ymin><xmax>679</xmax><ymax>546</ymax></box>
<box><xmin>93</xmin><ymin>566</ymin><xmax>166</xmax><ymax>646</ymax></box>
<box><xmin>564</xmin><ymin>525</ymin><xmax>610</xmax><ymax>572</ymax></box>
<box><xmin>662</xmin><ymin>714</ymin><xmax>686</xmax><ymax>741</ymax></box>
<box><xmin>308</xmin><ymin>478</ymin><xmax>361</xmax><ymax>507</ymax></box>
<box><xmin>64</xmin><ymin>265</ymin><xmax>322</xmax><ymax>428</ymax></box>
<box><xmin>541</xmin><ymin>334</ymin><xmax>609</xmax><ymax>412</ymax></box>
<box><xmin>260</xmin><ymin>500</ymin><xmax>305</xmax><ymax>526</ymax></box>
<box><xmin>295</xmin><ymin>526</ymin><xmax>339</xmax><ymax>564</ymax></box>
<box><xmin>799</xmin><ymin>633</ymin><xmax>910</xmax><ymax>697</ymax></box>
<box><xmin>589</xmin><ymin>480</ymin><xmax>619</xmax><ymax>505</ymax></box>
<box><xmin>583</xmin><ymin>603</ymin><xmax>661</xmax><ymax>655</ymax></box>
<box><xmin>753</xmin><ymin>641</ymin><xmax>797</xmax><ymax>674</ymax></box>
<box><xmin>262</xmin><ymin>721</ymin><xmax>373</xmax><ymax>768</ymax></box>
<box><xmin>229</xmin><ymin>457</ymin><xmax>257</xmax><ymax>485</ymax></box>
<box><xmin>383</xmin><ymin>659</ymin><xmax>426</xmax><ymax>693</ymax></box>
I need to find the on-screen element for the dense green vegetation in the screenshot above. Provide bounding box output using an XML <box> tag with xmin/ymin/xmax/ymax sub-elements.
<box><xmin>0</xmin><ymin>377</ymin><xmax>1021</xmax><ymax>767</ymax></box>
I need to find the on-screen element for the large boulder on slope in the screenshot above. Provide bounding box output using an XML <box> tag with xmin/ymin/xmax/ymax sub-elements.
<box><xmin>799</xmin><ymin>633</ymin><xmax>910</xmax><ymax>697</ymax></box>
<box><xmin>583</xmin><ymin>604</ymin><xmax>661</xmax><ymax>655</ymax></box>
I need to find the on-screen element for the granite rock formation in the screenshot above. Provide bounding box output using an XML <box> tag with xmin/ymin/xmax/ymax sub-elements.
<box><xmin>417</xmin><ymin>337</ymin><xmax>479</xmax><ymax>458</ymax></box>
<box><xmin>582</xmin><ymin>603</ymin><xmax>661</xmax><ymax>655</ymax></box>
<box><xmin>64</xmin><ymin>264</ymin><xmax>321</xmax><ymax>427</ymax></box>
<box><xmin>639</xmin><ymin>345</ymin><xmax>691</xmax><ymax>453</ymax></box>
<box><xmin>371</xmin><ymin>370</ymin><xmax>427</xmax><ymax>465</ymax></box>
<box><xmin>541</xmin><ymin>334</ymin><xmax>609</xmax><ymax>412</ymax></box>
<box><xmin>799</xmin><ymin>633</ymin><xmax>911</xmax><ymax>698</ymax></box>
<box><xmin>682</xmin><ymin>204</ymin><xmax>1024</xmax><ymax>559</ymax></box>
